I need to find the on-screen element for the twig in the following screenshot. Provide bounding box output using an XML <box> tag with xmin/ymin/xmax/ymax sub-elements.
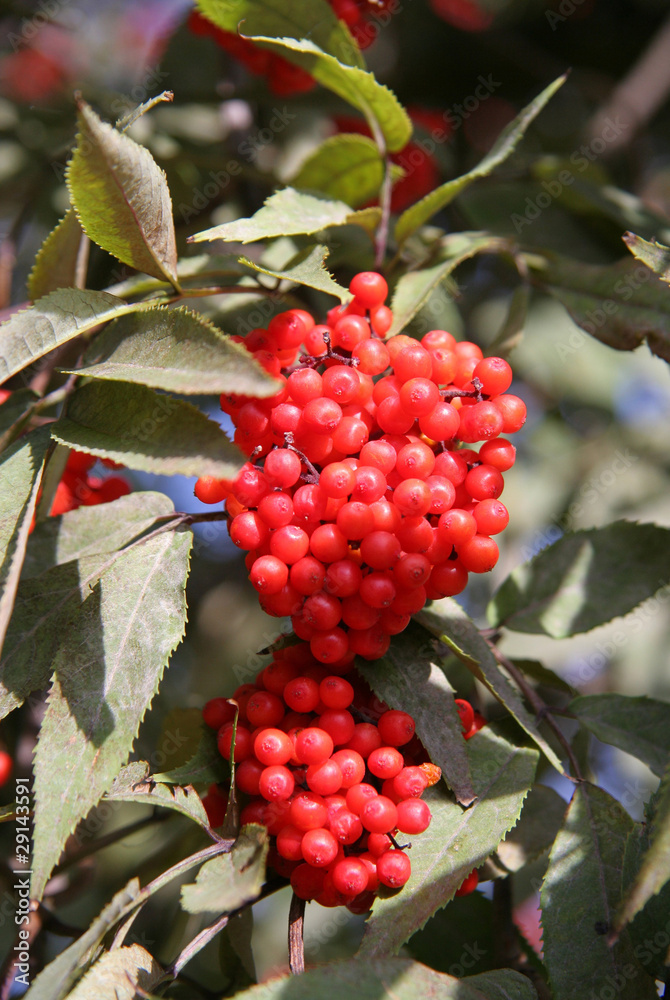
<box><xmin>487</xmin><ymin>640</ymin><xmax>583</xmax><ymax>781</ymax></box>
<box><xmin>375</xmin><ymin>155</ymin><xmax>394</xmax><ymax>270</ymax></box>
<box><xmin>53</xmin><ymin>811</ymin><xmax>170</xmax><ymax>876</ymax></box>
<box><xmin>288</xmin><ymin>893</ymin><xmax>305</xmax><ymax>976</ymax></box>
<box><xmin>168</xmin><ymin>914</ymin><xmax>229</xmax><ymax>979</ymax></box>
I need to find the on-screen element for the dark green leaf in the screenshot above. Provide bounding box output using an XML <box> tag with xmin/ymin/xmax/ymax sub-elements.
<box><xmin>226</xmin><ymin>958</ymin><xmax>538</xmax><ymax>1000</ymax></box>
<box><xmin>0</xmin><ymin>289</ymin><xmax>144</xmax><ymax>383</ymax></box>
<box><xmin>388</xmin><ymin>233</ymin><xmax>503</xmax><ymax>337</ymax></box>
<box><xmin>417</xmin><ymin>601</ymin><xmax>565</xmax><ymax>773</ymax></box>
<box><xmin>21</xmin><ymin>491</ymin><xmax>173</xmax><ymax>579</ymax></box>
<box><xmin>181</xmin><ymin>824</ymin><xmax>268</xmax><ymax>918</ymax></box>
<box><xmin>239</xmin><ymin>245</ymin><xmax>348</xmax><ymax>302</ymax></box>
<box><xmin>27</xmin><ymin>209</ymin><xmax>84</xmax><ymax>300</ymax></box>
<box><xmin>291</xmin><ymin>134</ymin><xmax>389</xmax><ymax>207</ymax></box>
<box><xmin>106</xmin><ymin>763</ymin><xmax>211</xmax><ymax>830</ymax></box>
<box><xmin>497</xmin><ymin>784</ymin><xmax>567</xmax><ymax>873</ymax></box>
<box><xmin>620</xmin><ymin>795</ymin><xmax>670</xmax><ymax>978</ymax></box>
<box><xmin>196</xmin><ymin>0</ymin><xmax>363</xmax><ymax>67</ymax></box>
<box><xmin>66</xmin><ymin>101</ymin><xmax>178</xmax><ymax>285</ymax></box>
<box><xmin>51</xmin><ymin>380</ymin><xmax>244</xmax><ymax>478</ymax></box>
<box><xmin>510</xmin><ymin>659</ymin><xmax>576</xmax><ymax>697</ymax></box>
<box><xmin>357</xmin><ymin>621</ymin><xmax>476</xmax><ymax>806</ymax></box>
<box><xmin>540</xmin><ymin>783</ymin><xmax>657</xmax><ymax>1000</ymax></box>
<box><xmin>24</xmin><ymin>879</ymin><xmax>141</xmax><ymax>1000</ymax></box>
<box><xmin>570</xmin><ymin>694</ymin><xmax>670</xmax><ymax>777</ymax></box>
<box><xmin>395</xmin><ymin>75</ymin><xmax>566</xmax><ymax>244</ymax></box>
<box><xmin>406</xmin><ymin>892</ymin><xmax>494</xmax><ymax>977</ymax></box>
<box><xmin>623</xmin><ymin>231</ymin><xmax>670</xmax><ymax>284</ymax></box>
<box><xmin>63</xmin><ymin>306</ymin><xmax>280</xmax><ymax>396</ymax></box>
<box><xmin>191</xmin><ymin>188</ymin><xmax>380</xmax><ymax>245</ymax></box>
<box><xmin>359</xmin><ymin>723</ymin><xmax>537</xmax><ymax>956</ymax></box>
<box><xmin>0</xmin><ymin>389</ymin><xmax>42</xmax><ymax>455</ymax></box>
<box><xmin>155</xmin><ymin>726</ymin><xmax>227</xmax><ymax>786</ymax></box>
<box><xmin>0</xmin><ymin>427</ymin><xmax>51</xmax><ymax>659</ymax></box>
<box><xmin>65</xmin><ymin>945</ymin><xmax>162</xmax><ymax>1000</ymax></box>
<box><xmin>488</xmin><ymin>522</ymin><xmax>670</xmax><ymax>637</ymax></box>
<box><xmin>489</xmin><ymin>284</ymin><xmax>529</xmax><ymax>356</ymax></box>
<box><xmin>615</xmin><ymin>763</ymin><xmax>670</xmax><ymax>934</ymax></box>
<box><xmin>30</xmin><ymin>526</ymin><xmax>192</xmax><ymax>899</ymax></box>
<box><xmin>529</xmin><ymin>253</ymin><xmax>670</xmax><ymax>362</ymax></box>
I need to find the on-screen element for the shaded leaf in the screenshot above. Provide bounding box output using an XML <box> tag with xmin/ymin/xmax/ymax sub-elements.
<box><xmin>489</xmin><ymin>284</ymin><xmax>529</xmax><ymax>356</ymax></box>
<box><xmin>21</xmin><ymin>491</ymin><xmax>173</xmax><ymax>579</ymax></box>
<box><xmin>357</xmin><ymin>621</ymin><xmax>476</xmax><ymax>806</ymax></box>
<box><xmin>620</xmin><ymin>795</ymin><xmax>670</xmax><ymax>978</ymax></box>
<box><xmin>181</xmin><ymin>824</ymin><xmax>268</xmax><ymax>918</ymax></box>
<box><xmin>0</xmin><ymin>427</ymin><xmax>51</xmax><ymax>659</ymax></box>
<box><xmin>66</xmin><ymin>101</ymin><xmax>178</xmax><ymax>284</ymax></box>
<box><xmin>225</xmin><ymin>957</ymin><xmax>538</xmax><ymax>1000</ymax></box>
<box><xmin>240</xmin><ymin>35</ymin><xmax>411</xmax><ymax>153</ymax></box>
<box><xmin>196</xmin><ymin>0</ymin><xmax>363</xmax><ymax>67</ymax></box>
<box><xmin>623</xmin><ymin>230</ymin><xmax>670</xmax><ymax>284</ymax></box>
<box><xmin>0</xmin><ymin>389</ymin><xmax>42</xmax><ymax>455</ymax></box>
<box><xmin>291</xmin><ymin>134</ymin><xmax>390</xmax><ymax>207</ymax></box>
<box><xmin>395</xmin><ymin>75</ymin><xmax>566</xmax><ymax>245</ymax></box>
<box><xmin>106</xmin><ymin>763</ymin><xmax>211</xmax><ymax>830</ymax></box>
<box><xmin>406</xmin><ymin>892</ymin><xmax>494</xmax><ymax>977</ymax></box>
<box><xmin>24</xmin><ymin>879</ymin><xmax>141</xmax><ymax>1000</ymax></box>
<box><xmin>529</xmin><ymin>253</ymin><xmax>670</xmax><ymax>362</ymax></box>
<box><xmin>497</xmin><ymin>784</ymin><xmax>567</xmax><ymax>873</ymax></box>
<box><xmin>540</xmin><ymin>783</ymin><xmax>657</xmax><ymax>1000</ymax></box>
<box><xmin>488</xmin><ymin>521</ymin><xmax>670</xmax><ymax>637</ymax></box>
<box><xmin>388</xmin><ymin>233</ymin><xmax>503</xmax><ymax>337</ymax></box>
<box><xmin>570</xmin><ymin>694</ymin><xmax>670</xmax><ymax>778</ymax></box>
<box><xmin>63</xmin><ymin>306</ymin><xmax>280</xmax><ymax>396</ymax></box>
<box><xmin>155</xmin><ymin>726</ymin><xmax>227</xmax><ymax>786</ymax></box>
<box><xmin>510</xmin><ymin>659</ymin><xmax>576</xmax><ymax>697</ymax></box>
<box><xmin>0</xmin><ymin>288</ymin><xmax>144</xmax><ymax>383</ymax></box>
<box><xmin>359</xmin><ymin>723</ymin><xmax>537</xmax><ymax>956</ymax></box>
<box><xmin>51</xmin><ymin>380</ymin><xmax>244</xmax><ymax>478</ymax></box>
<box><xmin>191</xmin><ymin>187</ymin><xmax>380</xmax><ymax>245</ymax></box>
<box><xmin>615</xmin><ymin>763</ymin><xmax>670</xmax><ymax>935</ymax></box>
<box><xmin>239</xmin><ymin>244</ymin><xmax>348</xmax><ymax>302</ymax></box>
<box><xmin>27</xmin><ymin>209</ymin><xmax>84</xmax><ymax>300</ymax></box>
<box><xmin>66</xmin><ymin>944</ymin><xmax>162</xmax><ymax>1000</ymax></box>
<box><xmin>30</xmin><ymin>527</ymin><xmax>192</xmax><ymax>899</ymax></box>
<box><xmin>417</xmin><ymin>601</ymin><xmax>565</xmax><ymax>773</ymax></box>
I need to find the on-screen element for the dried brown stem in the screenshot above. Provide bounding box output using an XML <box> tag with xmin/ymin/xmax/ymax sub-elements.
<box><xmin>288</xmin><ymin>892</ymin><xmax>305</xmax><ymax>976</ymax></box>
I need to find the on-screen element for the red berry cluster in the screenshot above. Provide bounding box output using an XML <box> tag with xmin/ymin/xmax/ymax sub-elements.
<box><xmin>196</xmin><ymin>272</ymin><xmax>524</xmax><ymax>665</ymax></box>
<box><xmin>50</xmin><ymin>451</ymin><xmax>131</xmax><ymax>517</ymax></box>
<box><xmin>202</xmin><ymin>641</ymin><xmax>441</xmax><ymax>910</ymax></box>
<box><xmin>188</xmin><ymin>2</ymin><xmax>396</xmax><ymax>95</ymax></box>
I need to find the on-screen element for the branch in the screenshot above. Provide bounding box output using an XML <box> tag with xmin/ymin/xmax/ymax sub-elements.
<box><xmin>288</xmin><ymin>892</ymin><xmax>305</xmax><ymax>975</ymax></box>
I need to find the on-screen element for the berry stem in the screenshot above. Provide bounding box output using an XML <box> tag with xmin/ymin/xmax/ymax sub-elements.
<box><xmin>296</xmin><ymin>331</ymin><xmax>360</xmax><ymax>370</ymax></box>
<box><xmin>283</xmin><ymin>432</ymin><xmax>321</xmax><ymax>484</ymax></box>
<box><xmin>288</xmin><ymin>892</ymin><xmax>306</xmax><ymax>975</ymax></box>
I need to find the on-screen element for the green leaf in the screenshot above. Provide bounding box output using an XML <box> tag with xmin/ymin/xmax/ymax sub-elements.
<box><xmin>0</xmin><ymin>389</ymin><xmax>43</xmax><ymax>455</ymax></box>
<box><xmin>155</xmin><ymin>726</ymin><xmax>227</xmax><ymax>786</ymax></box>
<box><xmin>21</xmin><ymin>491</ymin><xmax>173</xmax><ymax>579</ymax></box>
<box><xmin>191</xmin><ymin>187</ymin><xmax>380</xmax><ymax>245</ymax></box>
<box><xmin>570</xmin><ymin>694</ymin><xmax>670</xmax><ymax>778</ymax></box>
<box><xmin>51</xmin><ymin>380</ymin><xmax>244</xmax><ymax>478</ymax></box>
<box><xmin>623</xmin><ymin>230</ymin><xmax>670</xmax><ymax>284</ymax></box>
<box><xmin>27</xmin><ymin>209</ymin><xmax>84</xmax><ymax>300</ymax></box>
<box><xmin>620</xmin><ymin>796</ymin><xmax>670</xmax><ymax>978</ymax></box>
<box><xmin>510</xmin><ymin>659</ymin><xmax>576</xmax><ymax>697</ymax></box>
<box><xmin>30</xmin><ymin>526</ymin><xmax>192</xmax><ymax>899</ymax></box>
<box><xmin>359</xmin><ymin>723</ymin><xmax>538</xmax><ymax>957</ymax></box>
<box><xmin>291</xmin><ymin>134</ymin><xmax>388</xmax><ymax>207</ymax></box>
<box><xmin>357</xmin><ymin>621</ymin><xmax>476</xmax><ymax>806</ymax></box>
<box><xmin>528</xmin><ymin>252</ymin><xmax>670</xmax><ymax>362</ymax></box>
<box><xmin>388</xmin><ymin>233</ymin><xmax>503</xmax><ymax>337</ymax></box>
<box><xmin>225</xmin><ymin>958</ymin><xmax>538</xmax><ymax>1000</ymax></box>
<box><xmin>24</xmin><ymin>879</ymin><xmax>141</xmax><ymax>1000</ymax></box>
<box><xmin>181</xmin><ymin>824</ymin><xmax>268</xmax><ymax>918</ymax></box>
<box><xmin>489</xmin><ymin>284</ymin><xmax>529</xmax><ymax>356</ymax></box>
<box><xmin>417</xmin><ymin>601</ymin><xmax>565</xmax><ymax>774</ymax></box>
<box><xmin>615</xmin><ymin>763</ymin><xmax>670</xmax><ymax>935</ymax></box>
<box><xmin>540</xmin><ymin>783</ymin><xmax>658</xmax><ymax>1000</ymax></box>
<box><xmin>65</xmin><ymin>945</ymin><xmax>163</xmax><ymax>1000</ymax></box>
<box><xmin>488</xmin><ymin>521</ymin><xmax>670</xmax><ymax>637</ymax></box>
<box><xmin>196</xmin><ymin>0</ymin><xmax>364</xmax><ymax>67</ymax></box>
<box><xmin>0</xmin><ymin>289</ymin><xmax>145</xmax><ymax>383</ymax></box>
<box><xmin>239</xmin><ymin>245</ymin><xmax>348</xmax><ymax>302</ymax></box>
<box><xmin>243</xmin><ymin>35</ymin><xmax>411</xmax><ymax>153</ymax></box>
<box><xmin>406</xmin><ymin>892</ymin><xmax>494</xmax><ymax>977</ymax></box>
<box><xmin>106</xmin><ymin>762</ymin><xmax>211</xmax><ymax>830</ymax></box>
<box><xmin>66</xmin><ymin>100</ymin><xmax>178</xmax><ymax>285</ymax></box>
<box><xmin>496</xmin><ymin>784</ymin><xmax>567</xmax><ymax>873</ymax></box>
<box><xmin>63</xmin><ymin>306</ymin><xmax>280</xmax><ymax>396</ymax></box>
<box><xmin>395</xmin><ymin>75</ymin><xmax>566</xmax><ymax>245</ymax></box>
<box><xmin>0</xmin><ymin>427</ymin><xmax>51</xmax><ymax>660</ymax></box>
